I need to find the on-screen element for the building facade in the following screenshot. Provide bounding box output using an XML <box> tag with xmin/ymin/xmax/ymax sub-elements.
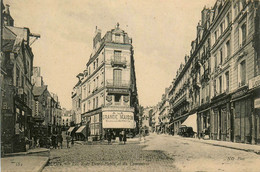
<box><xmin>162</xmin><ymin>0</ymin><xmax>260</xmax><ymax>145</ymax></box>
<box><xmin>73</xmin><ymin>24</ymin><xmax>139</xmax><ymax>140</ymax></box>
<box><xmin>1</xmin><ymin>4</ymin><xmax>36</xmax><ymax>153</ymax></box>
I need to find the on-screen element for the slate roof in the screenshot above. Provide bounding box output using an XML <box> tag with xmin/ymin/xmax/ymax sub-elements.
<box><xmin>33</xmin><ymin>85</ymin><xmax>47</xmax><ymax>96</ymax></box>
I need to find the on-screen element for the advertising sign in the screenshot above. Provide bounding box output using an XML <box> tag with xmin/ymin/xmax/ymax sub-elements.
<box><xmin>102</xmin><ymin>111</ymin><xmax>135</xmax><ymax>129</ymax></box>
<box><xmin>249</xmin><ymin>75</ymin><xmax>260</xmax><ymax>89</ymax></box>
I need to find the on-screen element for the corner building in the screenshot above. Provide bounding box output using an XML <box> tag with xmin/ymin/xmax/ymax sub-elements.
<box><xmin>80</xmin><ymin>24</ymin><xmax>139</xmax><ymax>140</ymax></box>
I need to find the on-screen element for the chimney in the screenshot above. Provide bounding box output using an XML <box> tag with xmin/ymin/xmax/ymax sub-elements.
<box><xmin>3</xmin><ymin>4</ymin><xmax>14</xmax><ymax>26</ymax></box>
<box><xmin>93</xmin><ymin>26</ymin><xmax>101</xmax><ymax>49</ymax></box>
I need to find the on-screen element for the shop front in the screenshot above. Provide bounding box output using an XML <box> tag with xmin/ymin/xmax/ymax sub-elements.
<box><xmin>231</xmin><ymin>86</ymin><xmax>252</xmax><ymax>144</ymax></box>
<box><xmin>210</xmin><ymin>93</ymin><xmax>231</xmax><ymax>141</ymax></box>
<box><xmin>249</xmin><ymin>75</ymin><xmax>260</xmax><ymax>144</ymax></box>
<box><xmin>197</xmin><ymin>105</ymin><xmax>210</xmax><ymax>139</ymax></box>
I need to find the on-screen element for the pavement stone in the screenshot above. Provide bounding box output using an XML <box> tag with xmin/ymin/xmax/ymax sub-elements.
<box><xmin>1</xmin><ymin>155</ymin><xmax>49</xmax><ymax>172</ymax></box>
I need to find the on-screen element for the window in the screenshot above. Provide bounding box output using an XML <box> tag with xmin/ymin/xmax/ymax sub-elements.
<box><xmin>93</xmin><ymin>98</ymin><xmax>95</xmax><ymax>109</ymax></box>
<box><xmin>214</xmin><ymin>31</ymin><xmax>217</xmax><ymax>43</ymax></box>
<box><xmin>220</xmin><ymin>23</ymin><xmax>223</xmax><ymax>34</ymax></box>
<box><xmin>78</xmin><ymin>99</ymin><xmax>81</xmax><ymax>108</ymax></box>
<box><xmin>83</xmin><ymin>103</ymin><xmax>86</xmax><ymax>112</ymax></box>
<box><xmin>96</xmin><ymin>58</ymin><xmax>99</xmax><ymax>68</ymax></box>
<box><xmin>226</xmin><ymin>40</ymin><xmax>230</xmax><ymax>58</ymax></box>
<box><xmin>113</xmin><ymin>69</ymin><xmax>122</xmax><ymax>86</ymax></box>
<box><xmin>220</xmin><ymin>49</ymin><xmax>223</xmax><ymax>65</ymax></box>
<box><xmin>88</xmin><ymin>83</ymin><xmax>90</xmax><ymax>93</ymax></box>
<box><xmin>214</xmin><ymin>79</ymin><xmax>217</xmax><ymax>96</ymax></box>
<box><xmin>225</xmin><ymin>71</ymin><xmax>229</xmax><ymax>92</ymax></box>
<box><xmin>114</xmin><ymin>51</ymin><xmax>121</xmax><ymax>62</ymax></box>
<box><xmin>214</xmin><ymin>55</ymin><xmax>217</xmax><ymax>69</ymax></box>
<box><xmin>226</xmin><ymin>12</ymin><xmax>230</xmax><ymax>25</ymax></box>
<box><xmin>241</xmin><ymin>23</ymin><xmax>247</xmax><ymax>46</ymax></box>
<box><xmin>115</xmin><ymin>34</ymin><xmax>120</xmax><ymax>42</ymax></box>
<box><xmin>88</xmin><ymin>66</ymin><xmax>91</xmax><ymax>75</ymax></box>
<box><xmin>96</xmin><ymin>76</ymin><xmax>99</xmax><ymax>88</ymax></box>
<box><xmin>115</xmin><ymin>95</ymin><xmax>121</xmax><ymax>103</ymax></box>
<box><xmin>219</xmin><ymin>76</ymin><xmax>222</xmax><ymax>94</ymax></box>
<box><xmin>93</xmin><ymin>62</ymin><xmax>96</xmax><ymax>70</ymax></box>
<box><xmin>96</xmin><ymin>97</ymin><xmax>98</xmax><ymax>108</ymax></box>
<box><xmin>16</xmin><ymin>67</ymin><xmax>20</xmax><ymax>87</ymax></box>
<box><xmin>240</xmin><ymin>60</ymin><xmax>246</xmax><ymax>86</ymax></box>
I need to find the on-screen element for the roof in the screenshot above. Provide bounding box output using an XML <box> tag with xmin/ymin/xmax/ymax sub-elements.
<box><xmin>33</xmin><ymin>85</ymin><xmax>47</xmax><ymax>96</ymax></box>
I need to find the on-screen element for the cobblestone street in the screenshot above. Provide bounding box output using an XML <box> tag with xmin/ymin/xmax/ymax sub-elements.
<box><xmin>43</xmin><ymin>134</ymin><xmax>260</xmax><ymax>172</ymax></box>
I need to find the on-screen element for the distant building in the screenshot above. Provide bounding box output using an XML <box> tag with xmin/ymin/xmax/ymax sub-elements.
<box><xmin>31</xmin><ymin>67</ymin><xmax>44</xmax><ymax>87</ymax></box>
<box><xmin>61</xmin><ymin>109</ymin><xmax>72</xmax><ymax>127</ymax></box>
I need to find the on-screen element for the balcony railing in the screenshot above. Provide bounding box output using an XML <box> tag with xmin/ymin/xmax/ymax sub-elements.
<box><xmin>106</xmin><ymin>80</ymin><xmax>130</xmax><ymax>88</ymax></box>
<box><xmin>111</xmin><ymin>58</ymin><xmax>127</xmax><ymax>67</ymax></box>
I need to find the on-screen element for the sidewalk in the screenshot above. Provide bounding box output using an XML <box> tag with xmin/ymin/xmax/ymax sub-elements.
<box><xmin>1</xmin><ymin>155</ymin><xmax>49</xmax><ymax>172</ymax></box>
<box><xmin>1</xmin><ymin>148</ymin><xmax>50</xmax><ymax>172</ymax></box>
<box><xmin>175</xmin><ymin>135</ymin><xmax>260</xmax><ymax>154</ymax></box>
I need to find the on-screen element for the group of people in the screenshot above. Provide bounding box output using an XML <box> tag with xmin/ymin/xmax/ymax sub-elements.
<box><xmin>106</xmin><ymin>129</ymin><xmax>127</xmax><ymax>145</ymax></box>
<box><xmin>51</xmin><ymin>133</ymin><xmax>63</xmax><ymax>149</ymax></box>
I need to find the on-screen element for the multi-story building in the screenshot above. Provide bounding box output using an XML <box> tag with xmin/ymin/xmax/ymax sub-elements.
<box><xmin>75</xmin><ymin>23</ymin><xmax>139</xmax><ymax>140</ymax></box>
<box><xmin>61</xmin><ymin>108</ymin><xmax>72</xmax><ymax>127</ymax></box>
<box><xmin>158</xmin><ymin>87</ymin><xmax>170</xmax><ymax>134</ymax></box>
<box><xmin>1</xmin><ymin>4</ymin><xmax>39</xmax><ymax>153</ymax></box>
<box><xmin>164</xmin><ymin>0</ymin><xmax>260</xmax><ymax>145</ymax></box>
<box><xmin>71</xmin><ymin>73</ymin><xmax>83</xmax><ymax>126</ymax></box>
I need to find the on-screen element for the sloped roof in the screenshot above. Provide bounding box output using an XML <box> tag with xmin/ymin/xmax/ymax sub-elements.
<box><xmin>2</xmin><ymin>39</ymin><xmax>15</xmax><ymax>52</ymax></box>
<box><xmin>33</xmin><ymin>85</ymin><xmax>47</xmax><ymax>96</ymax></box>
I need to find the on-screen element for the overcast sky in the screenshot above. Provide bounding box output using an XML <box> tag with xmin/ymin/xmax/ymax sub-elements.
<box><xmin>4</xmin><ymin>0</ymin><xmax>216</xmax><ymax>109</ymax></box>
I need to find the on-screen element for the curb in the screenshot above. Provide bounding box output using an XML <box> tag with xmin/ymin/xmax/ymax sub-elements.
<box><xmin>182</xmin><ymin>137</ymin><xmax>260</xmax><ymax>155</ymax></box>
<box><xmin>37</xmin><ymin>157</ymin><xmax>50</xmax><ymax>172</ymax></box>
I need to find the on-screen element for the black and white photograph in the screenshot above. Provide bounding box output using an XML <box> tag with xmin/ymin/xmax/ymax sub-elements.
<box><xmin>0</xmin><ymin>0</ymin><xmax>260</xmax><ymax>171</ymax></box>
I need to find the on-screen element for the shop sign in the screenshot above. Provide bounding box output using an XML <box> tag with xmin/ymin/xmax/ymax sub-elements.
<box><xmin>254</xmin><ymin>98</ymin><xmax>260</xmax><ymax>109</ymax></box>
<box><xmin>102</xmin><ymin>111</ymin><xmax>135</xmax><ymax>129</ymax></box>
<box><xmin>107</xmin><ymin>88</ymin><xmax>129</xmax><ymax>94</ymax></box>
<box><xmin>249</xmin><ymin>75</ymin><xmax>260</xmax><ymax>89</ymax></box>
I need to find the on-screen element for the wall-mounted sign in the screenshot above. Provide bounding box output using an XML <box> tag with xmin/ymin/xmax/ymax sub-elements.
<box><xmin>102</xmin><ymin>111</ymin><xmax>135</xmax><ymax>129</ymax></box>
<box><xmin>254</xmin><ymin>98</ymin><xmax>260</xmax><ymax>109</ymax></box>
<box><xmin>249</xmin><ymin>75</ymin><xmax>260</xmax><ymax>89</ymax></box>
<box><xmin>107</xmin><ymin>88</ymin><xmax>129</xmax><ymax>94</ymax></box>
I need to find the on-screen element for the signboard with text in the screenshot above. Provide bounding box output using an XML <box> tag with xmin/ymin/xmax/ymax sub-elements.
<box><xmin>102</xmin><ymin>111</ymin><xmax>135</xmax><ymax>129</ymax></box>
<box><xmin>249</xmin><ymin>75</ymin><xmax>260</xmax><ymax>89</ymax></box>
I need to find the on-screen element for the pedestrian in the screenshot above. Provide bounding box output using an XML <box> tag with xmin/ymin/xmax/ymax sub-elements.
<box><xmin>71</xmin><ymin>137</ymin><xmax>74</xmax><ymax>147</ymax></box>
<box><xmin>107</xmin><ymin>129</ymin><xmax>111</xmax><ymax>145</ymax></box>
<box><xmin>119</xmin><ymin>130</ymin><xmax>122</xmax><ymax>143</ymax></box>
<box><xmin>66</xmin><ymin>134</ymin><xmax>71</xmax><ymax>148</ymax></box>
<box><xmin>123</xmin><ymin>129</ymin><xmax>127</xmax><ymax>144</ymax></box>
<box><xmin>51</xmin><ymin>134</ymin><xmax>56</xmax><ymax>149</ymax></box>
<box><xmin>58</xmin><ymin>133</ymin><xmax>63</xmax><ymax>149</ymax></box>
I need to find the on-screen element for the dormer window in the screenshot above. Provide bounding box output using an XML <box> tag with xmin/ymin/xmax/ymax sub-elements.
<box><xmin>115</xmin><ymin>34</ymin><xmax>120</xmax><ymax>43</ymax></box>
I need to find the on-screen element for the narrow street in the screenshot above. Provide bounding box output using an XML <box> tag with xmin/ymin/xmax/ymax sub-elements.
<box><xmin>43</xmin><ymin>134</ymin><xmax>260</xmax><ymax>172</ymax></box>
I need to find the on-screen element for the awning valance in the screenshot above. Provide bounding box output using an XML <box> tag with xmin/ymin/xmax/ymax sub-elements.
<box><xmin>76</xmin><ymin>126</ymin><xmax>86</xmax><ymax>133</ymax></box>
<box><xmin>181</xmin><ymin>113</ymin><xmax>197</xmax><ymax>133</ymax></box>
<box><xmin>67</xmin><ymin>127</ymin><xmax>75</xmax><ymax>133</ymax></box>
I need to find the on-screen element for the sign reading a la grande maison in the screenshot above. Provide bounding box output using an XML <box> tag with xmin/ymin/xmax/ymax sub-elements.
<box><xmin>102</xmin><ymin>111</ymin><xmax>135</xmax><ymax>129</ymax></box>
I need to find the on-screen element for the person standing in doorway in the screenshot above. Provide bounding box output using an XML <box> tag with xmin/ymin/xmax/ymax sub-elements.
<box><xmin>107</xmin><ymin>129</ymin><xmax>112</xmax><ymax>145</ymax></box>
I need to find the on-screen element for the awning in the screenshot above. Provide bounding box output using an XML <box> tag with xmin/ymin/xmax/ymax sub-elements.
<box><xmin>181</xmin><ymin>113</ymin><xmax>197</xmax><ymax>133</ymax></box>
<box><xmin>67</xmin><ymin>127</ymin><xmax>75</xmax><ymax>133</ymax></box>
<box><xmin>76</xmin><ymin>126</ymin><xmax>86</xmax><ymax>134</ymax></box>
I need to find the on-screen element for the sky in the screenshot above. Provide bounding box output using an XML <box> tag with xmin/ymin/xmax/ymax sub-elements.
<box><xmin>4</xmin><ymin>0</ymin><xmax>216</xmax><ymax>109</ymax></box>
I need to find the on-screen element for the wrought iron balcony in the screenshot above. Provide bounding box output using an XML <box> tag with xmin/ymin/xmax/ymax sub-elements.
<box><xmin>111</xmin><ymin>58</ymin><xmax>127</xmax><ymax>67</ymax></box>
<box><xmin>106</xmin><ymin>80</ymin><xmax>130</xmax><ymax>88</ymax></box>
